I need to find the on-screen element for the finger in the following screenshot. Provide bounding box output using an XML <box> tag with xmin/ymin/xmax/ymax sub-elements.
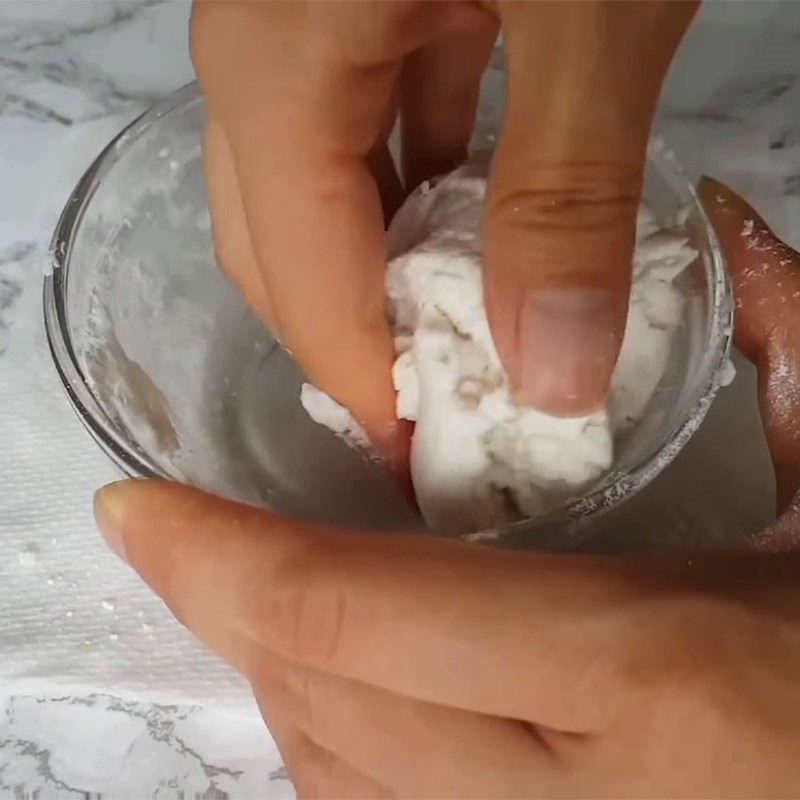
<box><xmin>205</xmin><ymin>117</ymin><xmax>404</xmax><ymax>327</ymax></box>
<box><xmin>254</xmin><ymin>656</ymin><xmax>553</xmax><ymax>799</ymax></box>
<box><xmin>224</xmin><ymin>89</ymin><xmax>399</xmax><ymax>457</ymax></box>
<box><xmin>204</xmin><ymin>116</ymin><xmax>277</xmax><ymax>330</ymax></box>
<box><xmin>193</xmin><ymin>1</ymin><xmax>419</xmax><ymax>458</ymax></box>
<box><xmin>698</xmin><ymin>178</ymin><xmax>800</xmax><ymax>515</ymax></box>
<box><xmin>95</xmin><ymin>479</ymin><xmax>650</xmax><ymax>732</ymax></box>
<box><xmin>400</xmin><ymin>15</ymin><xmax>499</xmax><ymax>190</ymax></box>
<box><xmin>485</xmin><ymin>0</ymin><xmax>698</xmax><ymax>416</ymax></box>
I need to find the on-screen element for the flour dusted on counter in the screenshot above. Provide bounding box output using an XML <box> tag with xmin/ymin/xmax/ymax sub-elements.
<box><xmin>301</xmin><ymin>159</ymin><xmax>696</xmax><ymax>534</ymax></box>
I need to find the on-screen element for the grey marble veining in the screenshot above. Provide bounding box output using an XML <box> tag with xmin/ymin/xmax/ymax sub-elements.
<box><xmin>658</xmin><ymin>1</ymin><xmax>800</xmax><ymax>244</ymax></box>
<box><xmin>1</xmin><ymin>1</ymin><xmax>166</xmax><ymax>125</ymax></box>
<box><xmin>0</xmin><ymin>695</ymin><xmax>289</xmax><ymax>799</ymax></box>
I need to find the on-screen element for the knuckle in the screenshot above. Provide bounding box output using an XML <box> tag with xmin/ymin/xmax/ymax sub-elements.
<box><xmin>311</xmin><ymin>746</ymin><xmax>341</xmax><ymax>799</ymax></box>
<box><xmin>259</xmin><ymin>545</ymin><xmax>350</xmax><ymax>667</ymax></box>
<box><xmin>487</xmin><ymin>161</ymin><xmax>641</xmax><ymax>236</ymax></box>
<box><xmin>254</xmin><ymin>665</ymin><xmax>324</xmax><ymax>745</ymax></box>
<box><xmin>281</xmin><ymin>667</ymin><xmax>322</xmax><ymax>739</ymax></box>
<box><xmin>290</xmin><ymin>733</ymin><xmax>338</xmax><ymax>800</ymax></box>
<box><xmin>484</xmin><ymin>165</ymin><xmax>640</xmax><ymax>288</ymax></box>
<box><xmin>293</xmin><ymin>766</ymin><xmax>321</xmax><ymax>800</ymax></box>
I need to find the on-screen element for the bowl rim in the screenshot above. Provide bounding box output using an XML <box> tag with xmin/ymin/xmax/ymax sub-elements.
<box><xmin>44</xmin><ymin>83</ymin><xmax>202</xmax><ymax>482</ymax></box>
<box><xmin>44</xmin><ymin>81</ymin><xmax>734</xmax><ymax>546</ymax></box>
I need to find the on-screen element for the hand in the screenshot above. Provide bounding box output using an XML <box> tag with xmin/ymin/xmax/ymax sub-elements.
<box><xmin>95</xmin><ymin>182</ymin><xmax>800</xmax><ymax>797</ymax></box>
<box><xmin>192</xmin><ymin>0</ymin><xmax>698</xmax><ymax>464</ymax></box>
<box><xmin>698</xmin><ymin>178</ymin><xmax>800</xmax><ymax>521</ymax></box>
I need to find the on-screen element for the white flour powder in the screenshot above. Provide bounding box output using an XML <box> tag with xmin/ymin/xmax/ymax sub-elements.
<box><xmin>302</xmin><ymin>160</ymin><xmax>696</xmax><ymax>534</ymax></box>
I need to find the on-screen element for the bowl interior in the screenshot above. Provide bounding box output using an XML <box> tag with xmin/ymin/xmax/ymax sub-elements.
<box><xmin>47</xmin><ymin>84</ymin><xmax>731</xmax><ymax>545</ymax></box>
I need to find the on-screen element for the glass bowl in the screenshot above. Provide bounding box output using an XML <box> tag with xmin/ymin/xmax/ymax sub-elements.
<box><xmin>44</xmin><ymin>83</ymin><xmax>733</xmax><ymax>550</ymax></box>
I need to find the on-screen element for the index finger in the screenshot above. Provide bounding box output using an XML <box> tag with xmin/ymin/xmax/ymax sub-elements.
<box><xmin>96</xmin><ymin>479</ymin><xmax>661</xmax><ymax>733</ymax></box>
<box><xmin>193</xmin><ymin>1</ymin><xmax>407</xmax><ymax>457</ymax></box>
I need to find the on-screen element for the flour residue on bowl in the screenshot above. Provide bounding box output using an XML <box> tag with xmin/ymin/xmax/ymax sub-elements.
<box><xmin>75</xmin><ymin>136</ymin><xmax>232</xmax><ymax>485</ymax></box>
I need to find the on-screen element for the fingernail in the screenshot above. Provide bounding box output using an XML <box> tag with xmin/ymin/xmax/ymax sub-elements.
<box><xmin>94</xmin><ymin>482</ymin><xmax>130</xmax><ymax>562</ymax></box>
<box><xmin>515</xmin><ymin>288</ymin><xmax>624</xmax><ymax>416</ymax></box>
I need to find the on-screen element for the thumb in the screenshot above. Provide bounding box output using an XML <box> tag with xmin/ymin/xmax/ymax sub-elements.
<box><xmin>699</xmin><ymin>178</ymin><xmax>800</xmax><ymax>516</ymax></box>
<box><xmin>485</xmin><ymin>1</ymin><xmax>697</xmax><ymax>416</ymax></box>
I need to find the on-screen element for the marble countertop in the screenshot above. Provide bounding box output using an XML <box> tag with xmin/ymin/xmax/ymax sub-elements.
<box><xmin>1</xmin><ymin>0</ymin><xmax>799</xmax><ymax>796</ymax></box>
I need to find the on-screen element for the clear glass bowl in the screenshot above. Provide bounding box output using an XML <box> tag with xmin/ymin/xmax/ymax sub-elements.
<box><xmin>44</xmin><ymin>83</ymin><xmax>733</xmax><ymax>550</ymax></box>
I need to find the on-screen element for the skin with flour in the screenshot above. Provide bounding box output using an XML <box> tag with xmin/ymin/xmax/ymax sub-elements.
<box><xmin>302</xmin><ymin>160</ymin><xmax>697</xmax><ymax>534</ymax></box>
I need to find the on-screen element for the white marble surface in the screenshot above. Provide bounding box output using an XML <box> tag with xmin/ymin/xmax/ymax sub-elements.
<box><xmin>1</xmin><ymin>1</ymin><xmax>287</xmax><ymax>796</ymax></box>
<box><xmin>1</xmin><ymin>0</ymin><xmax>800</xmax><ymax>795</ymax></box>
